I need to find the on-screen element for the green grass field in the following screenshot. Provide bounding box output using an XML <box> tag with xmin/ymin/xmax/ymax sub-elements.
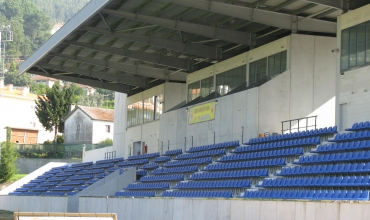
<box><xmin>0</xmin><ymin>210</ymin><xmax>13</xmax><ymax>220</ymax></box>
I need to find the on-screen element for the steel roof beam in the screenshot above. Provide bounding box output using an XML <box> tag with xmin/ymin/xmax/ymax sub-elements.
<box><xmin>167</xmin><ymin>0</ymin><xmax>336</xmax><ymax>34</ymax></box>
<box><xmin>28</xmin><ymin>69</ymin><xmax>131</xmax><ymax>94</ymax></box>
<box><xmin>82</xmin><ymin>26</ymin><xmax>222</xmax><ymax>60</ymax></box>
<box><xmin>300</xmin><ymin>0</ymin><xmax>342</xmax><ymax>9</ymax></box>
<box><xmin>48</xmin><ymin>52</ymin><xmax>187</xmax><ymax>82</ymax></box>
<box><xmin>63</xmin><ymin>40</ymin><xmax>195</xmax><ymax>71</ymax></box>
<box><xmin>37</xmin><ymin>63</ymin><xmax>147</xmax><ymax>88</ymax></box>
<box><xmin>101</xmin><ymin>9</ymin><xmax>252</xmax><ymax>46</ymax></box>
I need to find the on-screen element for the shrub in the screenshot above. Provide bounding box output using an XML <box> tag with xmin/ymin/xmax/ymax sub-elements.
<box><xmin>99</xmin><ymin>138</ymin><xmax>113</xmax><ymax>145</ymax></box>
<box><xmin>0</xmin><ymin>141</ymin><xmax>18</xmax><ymax>182</ymax></box>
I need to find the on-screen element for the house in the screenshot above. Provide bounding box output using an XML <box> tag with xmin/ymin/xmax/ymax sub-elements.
<box><xmin>0</xmin><ymin>79</ymin><xmax>54</xmax><ymax>144</ymax></box>
<box><xmin>31</xmin><ymin>75</ymin><xmax>61</xmax><ymax>88</ymax></box>
<box><xmin>63</xmin><ymin>105</ymin><xmax>114</xmax><ymax>144</ymax></box>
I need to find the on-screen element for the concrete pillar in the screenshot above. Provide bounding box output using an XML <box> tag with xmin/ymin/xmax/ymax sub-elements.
<box><xmin>113</xmin><ymin>92</ymin><xmax>127</xmax><ymax>158</ymax></box>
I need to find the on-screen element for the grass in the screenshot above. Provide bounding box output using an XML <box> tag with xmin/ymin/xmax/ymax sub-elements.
<box><xmin>0</xmin><ymin>210</ymin><xmax>13</xmax><ymax>220</ymax></box>
<box><xmin>0</xmin><ymin>174</ymin><xmax>27</xmax><ymax>184</ymax></box>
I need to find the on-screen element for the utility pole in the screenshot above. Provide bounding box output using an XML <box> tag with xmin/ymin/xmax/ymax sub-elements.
<box><xmin>0</xmin><ymin>25</ymin><xmax>13</xmax><ymax>79</ymax></box>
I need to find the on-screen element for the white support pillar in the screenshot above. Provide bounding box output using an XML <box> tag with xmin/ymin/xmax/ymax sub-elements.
<box><xmin>113</xmin><ymin>92</ymin><xmax>127</xmax><ymax>158</ymax></box>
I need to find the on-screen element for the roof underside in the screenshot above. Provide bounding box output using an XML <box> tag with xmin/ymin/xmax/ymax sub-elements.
<box><xmin>20</xmin><ymin>0</ymin><xmax>369</xmax><ymax>96</ymax></box>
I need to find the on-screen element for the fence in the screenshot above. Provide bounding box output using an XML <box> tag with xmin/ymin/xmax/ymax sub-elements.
<box><xmin>14</xmin><ymin>143</ymin><xmax>111</xmax><ymax>159</ymax></box>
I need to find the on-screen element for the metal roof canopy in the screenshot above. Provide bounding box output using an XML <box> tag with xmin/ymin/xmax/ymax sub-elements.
<box><xmin>19</xmin><ymin>0</ymin><xmax>369</xmax><ymax>96</ymax></box>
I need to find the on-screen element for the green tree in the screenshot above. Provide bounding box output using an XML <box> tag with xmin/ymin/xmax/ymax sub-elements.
<box><xmin>30</xmin><ymin>83</ymin><xmax>48</xmax><ymax>95</ymax></box>
<box><xmin>0</xmin><ymin>0</ymin><xmax>52</xmax><ymax>59</ymax></box>
<box><xmin>35</xmin><ymin>82</ymin><xmax>76</xmax><ymax>143</ymax></box>
<box><xmin>0</xmin><ymin>141</ymin><xmax>18</xmax><ymax>182</ymax></box>
<box><xmin>99</xmin><ymin>138</ymin><xmax>113</xmax><ymax>146</ymax></box>
<box><xmin>78</xmin><ymin>92</ymin><xmax>104</xmax><ymax>107</ymax></box>
<box><xmin>4</xmin><ymin>62</ymin><xmax>33</xmax><ymax>86</ymax></box>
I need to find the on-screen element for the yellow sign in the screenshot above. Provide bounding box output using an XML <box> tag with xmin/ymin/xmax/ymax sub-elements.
<box><xmin>188</xmin><ymin>101</ymin><xmax>216</xmax><ymax>124</ymax></box>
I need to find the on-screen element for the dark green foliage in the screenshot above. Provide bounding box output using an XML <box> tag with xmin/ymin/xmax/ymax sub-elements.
<box><xmin>35</xmin><ymin>83</ymin><xmax>77</xmax><ymax>143</ymax></box>
<box><xmin>0</xmin><ymin>141</ymin><xmax>18</xmax><ymax>182</ymax></box>
<box><xmin>57</xmin><ymin>134</ymin><xmax>64</xmax><ymax>144</ymax></box>
<box><xmin>29</xmin><ymin>0</ymin><xmax>90</xmax><ymax>24</ymax></box>
<box><xmin>30</xmin><ymin>83</ymin><xmax>48</xmax><ymax>95</ymax></box>
<box><xmin>78</xmin><ymin>92</ymin><xmax>105</xmax><ymax>108</ymax></box>
<box><xmin>4</xmin><ymin>62</ymin><xmax>33</xmax><ymax>86</ymax></box>
<box><xmin>0</xmin><ymin>0</ymin><xmax>52</xmax><ymax>58</ymax></box>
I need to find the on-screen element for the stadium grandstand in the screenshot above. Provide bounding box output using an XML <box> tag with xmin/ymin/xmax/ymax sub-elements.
<box><xmin>1</xmin><ymin>0</ymin><xmax>370</xmax><ymax>219</ymax></box>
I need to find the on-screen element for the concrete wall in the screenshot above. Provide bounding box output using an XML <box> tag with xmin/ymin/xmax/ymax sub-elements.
<box><xmin>92</xmin><ymin>120</ymin><xmax>114</xmax><ymax>144</ymax></box>
<box><xmin>79</xmin><ymin>197</ymin><xmax>370</xmax><ymax>220</ymax></box>
<box><xmin>159</xmin><ymin>88</ymin><xmax>259</xmax><ymax>151</ymax></box>
<box><xmin>0</xmin><ymin>162</ymin><xmax>67</xmax><ymax>195</ymax></box>
<box><xmin>164</xmin><ymin>83</ymin><xmax>187</xmax><ymax>112</ymax></box>
<box><xmin>64</xmin><ymin>108</ymin><xmax>93</xmax><ymax>144</ymax></box>
<box><xmin>0</xmin><ymin>196</ymin><xmax>68</xmax><ymax>213</ymax></box>
<box><xmin>337</xmin><ymin>4</ymin><xmax>370</xmax><ymax>129</ymax></box>
<box><xmin>16</xmin><ymin>158</ymin><xmax>81</xmax><ymax>174</ymax></box>
<box><xmin>67</xmin><ymin>168</ymin><xmax>135</xmax><ymax>213</ymax></box>
<box><xmin>83</xmin><ymin>146</ymin><xmax>114</xmax><ymax>163</ymax></box>
<box><xmin>125</xmin><ymin>121</ymin><xmax>160</xmax><ymax>156</ymax></box>
<box><xmin>258</xmin><ymin>35</ymin><xmax>337</xmax><ymax>134</ymax></box>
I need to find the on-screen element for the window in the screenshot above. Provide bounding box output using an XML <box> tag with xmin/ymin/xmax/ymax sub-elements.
<box><xmin>249</xmin><ymin>58</ymin><xmax>267</xmax><ymax>85</ymax></box>
<box><xmin>268</xmin><ymin>51</ymin><xmax>287</xmax><ymax>79</ymax></box>
<box><xmin>143</xmin><ymin>94</ymin><xmax>163</xmax><ymax>123</ymax></box>
<box><xmin>341</xmin><ymin>21</ymin><xmax>370</xmax><ymax>71</ymax></box>
<box><xmin>106</xmin><ymin>125</ymin><xmax>110</xmax><ymax>133</ymax></box>
<box><xmin>143</xmin><ymin>97</ymin><xmax>155</xmax><ymax>123</ymax></box>
<box><xmin>216</xmin><ymin>65</ymin><xmax>246</xmax><ymax>96</ymax></box>
<box><xmin>127</xmin><ymin>101</ymin><xmax>143</xmax><ymax>127</ymax></box>
<box><xmin>127</xmin><ymin>95</ymin><xmax>163</xmax><ymax>127</ymax></box>
<box><xmin>188</xmin><ymin>81</ymin><xmax>200</xmax><ymax>101</ymax></box>
<box><xmin>200</xmin><ymin>76</ymin><xmax>214</xmax><ymax>98</ymax></box>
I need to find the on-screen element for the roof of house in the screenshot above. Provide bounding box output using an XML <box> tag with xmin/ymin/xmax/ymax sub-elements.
<box><xmin>31</xmin><ymin>75</ymin><xmax>59</xmax><ymax>82</ymax></box>
<box><xmin>64</xmin><ymin>105</ymin><xmax>114</xmax><ymax>122</ymax></box>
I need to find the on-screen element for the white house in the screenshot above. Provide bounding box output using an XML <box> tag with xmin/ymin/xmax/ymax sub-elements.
<box><xmin>31</xmin><ymin>75</ymin><xmax>61</xmax><ymax>88</ymax></box>
<box><xmin>0</xmin><ymin>80</ymin><xmax>54</xmax><ymax>144</ymax></box>
<box><xmin>64</xmin><ymin>105</ymin><xmax>114</xmax><ymax>144</ymax></box>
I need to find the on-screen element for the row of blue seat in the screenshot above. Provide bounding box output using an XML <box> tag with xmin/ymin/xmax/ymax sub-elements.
<box><xmin>235</xmin><ymin>137</ymin><xmax>321</xmax><ymax>153</ymax></box>
<box><xmin>136</xmin><ymin>170</ymin><xmax>147</xmax><ymax>176</ymax></box>
<box><xmin>77</xmin><ymin>168</ymin><xmax>105</xmax><ymax>175</ymax></box>
<box><xmin>175</xmin><ymin>180</ymin><xmax>250</xmax><ymax>189</ymax></box>
<box><xmin>329</xmin><ymin>130</ymin><xmax>370</xmax><ymax>142</ymax></box>
<box><xmin>128</xmin><ymin>152</ymin><xmax>160</xmax><ymax>160</ymax></box>
<box><xmin>127</xmin><ymin>182</ymin><xmax>169</xmax><ymax>190</ymax></box>
<box><xmin>220</xmin><ymin>148</ymin><xmax>303</xmax><ymax>162</ymax></box>
<box><xmin>246</xmin><ymin>126</ymin><xmax>337</xmax><ymax>145</ymax></box>
<box><xmin>163</xmin><ymin>157</ymin><xmax>212</xmax><ymax>167</ymax></box>
<box><xmin>311</xmin><ymin>140</ymin><xmax>370</xmax><ymax>153</ymax></box>
<box><xmin>142</xmin><ymin>163</ymin><xmax>159</xmax><ymax>169</ymax></box>
<box><xmin>164</xmin><ymin>149</ymin><xmax>182</xmax><ymax>156</ymax></box>
<box><xmin>139</xmin><ymin>174</ymin><xmax>184</xmax><ymax>182</ymax></box>
<box><xmin>190</xmin><ymin>169</ymin><xmax>269</xmax><ymax>180</ymax></box>
<box><xmin>118</xmin><ymin>159</ymin><xmax>149</xmax><ymax>166</ymax></box>
<box><xmin>175</xmin><ymin>149</ymin><xmax>226</xmax><ymax>160</ymax></box>
<box><xmin>151</xmin><ymin>166</ymin><xmax>198</xmax><ymax>175</ymax></box>
<box><xmin>294</xmin><ymin>151</ymin><xmax>370</xmax><ymax>164</ymax></box>
<box><xmin>278</xmin><ymin>163</ymin><xmax>370</xmax><ymax>176</ymax></box>
<box><xmin>187</xmin><ymin>141</ymin><xmax>240</xmax><ymax>153</ymax></box>
<box><xmin>346</xmin><ymin>121</ymin><xmax>370</xmax><ymax>131</ymax></box>
<box><xmin>262</xmin><ymin>176</ymin><xmax>370</xmax><ymax>188</ymax></box>
<box><xmin>70</xmin><ymin>162</ymin><xmax>94</xmax><ymax>168</ymax></box>
<box><xmin>162</xmin><ymin>191</ymin><xmax>233</xmax><ymax>198</ymax></box>
<box><xmin>243</xmin><ymin>189</ymin><xmax>369</xmax><ymax>201</ymax></box>
<box><xmin>205</xmin><ymin>158</ymin><xmax>286</xmax><ymax>171</ymax></box>
<box><xmin>96</xmin><ymin>157</ymin><xmax>124</xmax><ymax>164</ymax></box>
<box><xmin>87</xmin><ymin>163</ymin><xmax>114</xmax><ymax>170</ymax></box>
<box><xmin>114</xmin><ymin>191</ymin><xmax>155</xmax><ymax>197</ymax></box>
<box><xmin>153</xmin><ymin>156</ymin><xmax>171</xmax><ymax>163</ymax></box>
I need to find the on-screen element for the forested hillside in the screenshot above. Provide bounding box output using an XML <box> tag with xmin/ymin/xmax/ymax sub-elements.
<box><xmin>30</xmin><ymin>0</ymin><xmax>91</xmax><ymax>24</ymax></box>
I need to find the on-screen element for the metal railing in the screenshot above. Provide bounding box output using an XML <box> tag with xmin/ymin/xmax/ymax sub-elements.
<box><xmin>14</xmin><ymin>143</ymin><xmax>112</xmax><ymax>159</ymax></box>
<box><xmin>281</xmin><ymin>116</ymin><xmax>317</xmax><ymax>134</ymax></box>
